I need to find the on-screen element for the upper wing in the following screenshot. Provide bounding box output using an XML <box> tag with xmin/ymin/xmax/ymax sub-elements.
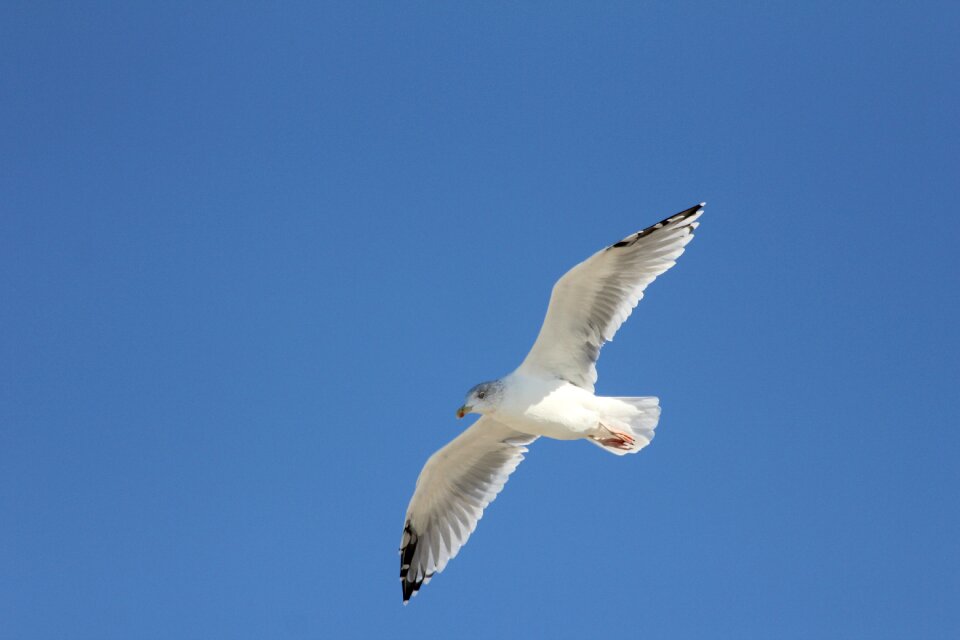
<box><xmin>517</xmin><ymin>203</ymin><xmax>705</xmax><ymax>391</ymax></box>
<box><xmin>399</xmin><ymin>416</ymin><xmax>536</xmax><ymax>603</ymax></box>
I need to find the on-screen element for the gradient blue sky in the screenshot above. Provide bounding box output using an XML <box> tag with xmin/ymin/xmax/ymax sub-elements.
<box><xmin>2</xmin><ymin>2</ymin><xmax>959</xmax><ymax>638</ymax></box>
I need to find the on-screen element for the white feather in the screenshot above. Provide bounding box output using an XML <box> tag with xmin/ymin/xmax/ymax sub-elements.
<box><xmin>399</xmin><ymin>417</ymin><xmax>536</xmax><ymax>602</ymax></box>
<box><xmin>517</xmin><ymin>204</ymin><xmax>704</xmax><ymax>391</ymax></box>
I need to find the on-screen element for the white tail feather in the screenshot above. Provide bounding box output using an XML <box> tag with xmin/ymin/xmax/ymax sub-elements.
<box><xmin>590</xmin><ymin>396</ymin><xmax>661</xmax><ymax>456</ymax></box>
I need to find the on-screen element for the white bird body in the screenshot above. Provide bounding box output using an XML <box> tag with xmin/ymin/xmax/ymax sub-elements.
<box><xmin>494</xmin><ymin>373</ymin><xmax>597</xmax><ymax>440</ymax></box>
<box><xmin>493</xmin><ymin>372</ymin><xmax>649</xmax><ymax>442</ymax></box>
<box><xmin>399</xmin><ymin>203</ymin><xmax>705</xmax><ymax>603</ymax></box>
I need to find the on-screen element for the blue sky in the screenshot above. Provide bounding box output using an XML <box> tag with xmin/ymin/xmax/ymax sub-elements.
<box><xmin>2</xmin><ymin>2</ymin><xmax>958</xmax><ymax>638</ymax></box>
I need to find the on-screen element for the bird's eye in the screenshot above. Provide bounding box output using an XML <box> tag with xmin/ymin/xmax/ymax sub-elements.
<box><xmin>478</xmin><ymin>392</ymin><xmax>486</xmax><ymax>399</ymax></box>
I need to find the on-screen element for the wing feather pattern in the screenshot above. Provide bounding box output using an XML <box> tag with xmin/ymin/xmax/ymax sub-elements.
<box><xmin>399</xmin><ymin>417</ymin><xmax>536</xmax><ymax>603</ymax></box>
<box><xmin>517</xmin><ymin>203</ymin><xmax>705</xmax><ymax>391</ymax></box>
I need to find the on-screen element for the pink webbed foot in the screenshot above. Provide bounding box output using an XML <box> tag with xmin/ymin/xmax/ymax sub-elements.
<box><xmin>591</xmin><ymin>425</ymin><xmax>636</xmax><ymax>450</ymax></box>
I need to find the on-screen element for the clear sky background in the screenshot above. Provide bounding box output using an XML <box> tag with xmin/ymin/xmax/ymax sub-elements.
<box><xmin>2</xmin><ymin>2</ymin><xmax>958</xmax><ymax>638</ymax></box>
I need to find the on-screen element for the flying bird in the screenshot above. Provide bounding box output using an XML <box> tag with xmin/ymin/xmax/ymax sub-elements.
<box><xmin>399</xmin><ymin>203</ymin><xmax>705</xmax><ymax>603</ymax></box>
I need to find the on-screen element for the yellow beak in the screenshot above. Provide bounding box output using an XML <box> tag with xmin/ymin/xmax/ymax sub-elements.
<box><xmin>456</xmin><ymin>405</ymin><xmax>470</xmax><ymax>419</ymax></box>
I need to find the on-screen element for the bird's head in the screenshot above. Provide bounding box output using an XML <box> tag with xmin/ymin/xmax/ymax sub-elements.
<box><xmin>457</xmin><ymin>380</ymin><xmax>504</xmax><ymax>419</ymax></box>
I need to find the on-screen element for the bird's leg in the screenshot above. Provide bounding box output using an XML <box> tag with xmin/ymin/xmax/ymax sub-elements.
<box><xmin>591</xmin><ymin>423</ymin><xmax>635</xmax><ymax>450</ymax></box>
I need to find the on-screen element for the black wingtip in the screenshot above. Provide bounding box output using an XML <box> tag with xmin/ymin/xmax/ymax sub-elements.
<box><xmin>655</xmin><ymin>202</ymin><xmax>704</xmax><ymax>227</ymax></box>
<box><xmin>610</xmin><ymin>202</ymin><xmax>705</xmax><ymax>249</ymax></box>
<box><xmin>399</xmin><ymin>522</ymin><xmax>422</xmax><ymax>604</ymax></box>
<box><xmin>402</xmin><ymin>580</ymin><xmax>416</xmax><ymax>604</ymax></box>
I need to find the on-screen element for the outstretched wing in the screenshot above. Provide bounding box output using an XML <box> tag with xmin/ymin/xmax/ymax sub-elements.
<box><xmin>517</xmin><ymin>203</ymin><xmax>705</xmax><ymax>391</ymax></box>
<box><xmin>399</xmin><ymin>417</ymin><xmax>536</xmax><ymax>603</ymax></box>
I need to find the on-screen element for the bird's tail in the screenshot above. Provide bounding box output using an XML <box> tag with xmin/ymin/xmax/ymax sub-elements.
<box><xmin>589</xmin><ymin>396</ymin><xmax>661</xmax><ymax>456</ymax></box>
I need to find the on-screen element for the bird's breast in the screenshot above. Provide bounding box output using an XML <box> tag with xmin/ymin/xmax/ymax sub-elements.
<box><xmin>496</xmin><ymin>377</ymin><xmax>598</xmax><ymax>440</ymax></box>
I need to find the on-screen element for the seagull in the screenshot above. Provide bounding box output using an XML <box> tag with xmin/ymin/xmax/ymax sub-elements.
<box><xmin>399</xmin><ymin>203</ymin><xmax>705</xmax><ymax>603</ymax></box>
